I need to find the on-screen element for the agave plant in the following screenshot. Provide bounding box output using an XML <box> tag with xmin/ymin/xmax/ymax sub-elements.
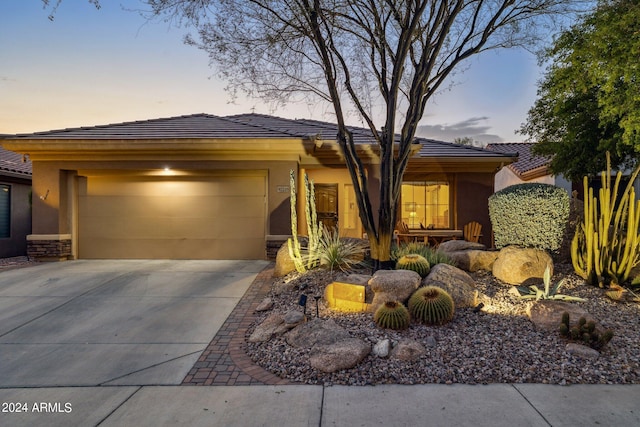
<box><xmin>516</xmin><ymin>266</ymin><xmax>586</xmax><ymax>302</ymax></box>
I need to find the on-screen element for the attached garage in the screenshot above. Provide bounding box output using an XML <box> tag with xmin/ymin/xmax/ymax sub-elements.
<box><xmin>78</xmin><ymin>172</ymin><xmax>267</xmax><ymax>259</ymax></box>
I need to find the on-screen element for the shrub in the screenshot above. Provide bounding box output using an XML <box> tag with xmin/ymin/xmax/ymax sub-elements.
<box><xmin>489</xmin><ymin>183</ymin><xmax>569</xmax><ymax>251</ymax></box>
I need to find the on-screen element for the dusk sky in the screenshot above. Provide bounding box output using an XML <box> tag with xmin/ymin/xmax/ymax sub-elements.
<box><xmin>1</xmin><ymin>1</ymin><xmax>545</xmax><ymax>143</ymax></box>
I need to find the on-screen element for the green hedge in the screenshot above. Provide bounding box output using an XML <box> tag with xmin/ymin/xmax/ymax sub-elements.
<box><xmin>489</xmin><ymin>183</ymin><xmax>569</xmax><ymax>251</ymax></box>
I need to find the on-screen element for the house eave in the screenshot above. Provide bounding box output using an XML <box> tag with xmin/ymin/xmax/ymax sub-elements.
<box><xmin>2</xmin><ymin>138</ymin><xmax>315</xmax><ymax>162</ymax></box>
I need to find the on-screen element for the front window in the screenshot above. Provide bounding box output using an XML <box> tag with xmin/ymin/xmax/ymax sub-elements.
<box><xmin>0</xmin><ymin>184</ymin><xmax>10</xmax><ymax>238</ymax></box>
<box><xmin>401</xmin><ymin>181</ymin><xmax>450</xmax><ymax>229</ymax></box>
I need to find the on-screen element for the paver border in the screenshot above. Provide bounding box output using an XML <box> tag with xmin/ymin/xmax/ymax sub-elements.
<box><xmin>182</xmin><ymin>263</ymin><xmax>292</xmax><ymax>386</ymax></box>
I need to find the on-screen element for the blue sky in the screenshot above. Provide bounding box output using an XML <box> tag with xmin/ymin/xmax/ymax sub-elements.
<box><xmin>1</xmin><ymin>1</ymin><xmax>542</xmax><ymax>142</ymax></box>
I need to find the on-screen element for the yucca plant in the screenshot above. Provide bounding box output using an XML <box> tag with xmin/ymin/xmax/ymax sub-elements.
<box><xmin>317</xmin><ymin>227</ymin><xmax>368</xmax><ymax>272</ymax></box>
<box><xmin>516</xmin><ymin>266</ymin><xmax>586</xmax><ymax>302</ymax></box>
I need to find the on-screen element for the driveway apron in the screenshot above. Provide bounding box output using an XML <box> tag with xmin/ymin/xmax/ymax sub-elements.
<box><xmin>0</xmin><ymin>260</ymin><xmax>268</xmax><ymax>387</ymax></box>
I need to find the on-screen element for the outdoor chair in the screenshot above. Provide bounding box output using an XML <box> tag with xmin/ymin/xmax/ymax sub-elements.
<box><xmin>463</xmin><ymin>221</ymin><xmax>482</xmax><ymax>243</ymax></box>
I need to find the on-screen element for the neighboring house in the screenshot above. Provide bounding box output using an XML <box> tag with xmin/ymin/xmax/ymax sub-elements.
<box><xmin>0</xmin><ymin>114</ymin><xmax>516</xmax><ymax>261</ymax></box>
<box><xmin>0</xmin><ymin>146</ymin><xmax>32</xmax><ymax>258</ymax></box>
<box><xmin>486</xmin><ymin>143</ymin><xmax>572</xmax><ymax>194</ymax></box>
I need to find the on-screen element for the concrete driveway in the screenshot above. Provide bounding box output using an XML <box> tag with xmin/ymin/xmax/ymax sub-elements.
<box><xmin>0</xmin><ymin>259</ymin><xmax>268</xmax><ymax>387</ymax></box>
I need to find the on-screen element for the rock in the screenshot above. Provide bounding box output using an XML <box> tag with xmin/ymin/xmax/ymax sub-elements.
<box><xmin>445</xmin><ymin>250</ymin><xmax>499</xmax><ymax>272</ymax></box>
<box><xmin>285</xmin><ymin>318</ymin><xmax>351</xmax><ymax>348</ymax></box>
<box><xmin>309</xmin><ymin>338</ymin><xmax>371</xmax><ymax>373</ymax></box>
<box><xmin>255</xmin><ymin>297</ymin><xmax>274</xmax><ymax>312</ymax></box>
<box><xmin>283</xmin><ymin>310</ymin><xmax>305</xmax><ymax>325</ymax></box>
<box><xmin>566</xmin><ymin>343</ymin><xmax>600</xmax><ymax>359</ymax></box>
<box><xmin>438</xmin><ymin>240</ymin><xmax>486</xmax><ymax>252</ymax></box>
<box><xmin>373</xmin><ymin>339</ymin><xmax>390</xmax><ymax>358</ymax></box>
<box><xmin>422</xmin><ymin>263</ymin><xmax>487</xmax><ymax>308</ymax></box>
<box><xmin>369</xmin><ymin>270</ymin><xmax>421</xmax><ymax>311</ymax></box>
<box><xmin>527</xmin><ymin>300</ymin><xmax>603</xmax><ymax>333</ymax></box>
<box><xmin>425</xmin><ymin>335</ymin><xmax>437</xmax><ymax>348</ymax></box>
<box><xmin>390</xmin><ymin>339</ymin><xmax>426</xmax><ymax>362</ymax></box>
<box><xmin>337</xmin><ymin>273</ymin><xmax>372</xmax><ymax>286</ymax></box>
<box><xmin>248</xmin><ymin>313</ymin><xmax>285</xmax><ymax>343</ymax></box>
<box><xmin>492</xmin><ymin>246</ymin><xmax>553</xmax><ymax>285</ymax></box>
<box><xmin>273</xmin><ymin>243</ymin><xmax>298</xmax><ymax>277</ymax></box>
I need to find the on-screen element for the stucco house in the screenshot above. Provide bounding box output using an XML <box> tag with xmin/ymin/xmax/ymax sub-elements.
<box><xmin>0</xmin><ymin>146</ymin><xmax>32</xmax><ymax>258</ymax></box>
<box><xmin>0</xmin><ymin>114</ymin><xmax>516</xmax><ymax>261</ymax></box>
<box><xmin>486</xmin><ymin>143</ymin><xmax>572</xmax><ymax>194</ymax></box>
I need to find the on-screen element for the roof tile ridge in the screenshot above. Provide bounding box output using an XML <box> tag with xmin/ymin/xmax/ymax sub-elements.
<box><xmin>224</xmin><ymin>114</ymin><xmax>321</xmax><ymax>138</ymax></box>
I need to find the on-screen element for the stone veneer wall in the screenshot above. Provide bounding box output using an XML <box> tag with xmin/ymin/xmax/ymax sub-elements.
<box><xmin>27</xmin><ymin>237</ymin><xmax>72</xmax><ymax>260</ymax></box>
<box><xmin>266</xmin><ymin>237</ymin><xmax>288</xmax><ymax>260</ymax></box>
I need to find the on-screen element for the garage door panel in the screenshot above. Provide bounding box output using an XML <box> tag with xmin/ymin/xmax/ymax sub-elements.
<box><xmin>79</xmin><ymin>174</ymin><xmax>267</xmax><ymax>259</ymax></box>
<box><xmin>80</xmin><ymin>238</ymin><xmax>266</xmax><ymax>260</ymax></box>
<box><xmin>87</xmin><ymin>176</ymin><xmax>265</xmax><ymax>197</ymax></box>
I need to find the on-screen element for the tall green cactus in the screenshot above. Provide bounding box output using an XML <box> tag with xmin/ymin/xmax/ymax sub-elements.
<box><xmin>287</xmin><ymin>170</ymin><xmax>323</xmax><ymax>272</ymax></box>
<box><xmin>571</xmin><ymin>153</ymin><xmax>640</xmax><ymax>286</ymax></box>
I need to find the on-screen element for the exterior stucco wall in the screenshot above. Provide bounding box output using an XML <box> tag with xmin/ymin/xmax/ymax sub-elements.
<box><xmin>494</xmin><ymin>167</ymin><xmax>556</xmax><ymax>192</ymax></box>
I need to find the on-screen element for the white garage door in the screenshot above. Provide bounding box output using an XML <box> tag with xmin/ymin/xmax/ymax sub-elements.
<box><xmin>78</xmin><ymin>173</ymin><xmax>266</xmax><ymax>259</ymax></box>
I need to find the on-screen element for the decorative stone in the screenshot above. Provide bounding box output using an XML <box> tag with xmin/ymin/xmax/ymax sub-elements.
<box><xmin>527</xmin><ymin>300</ymin><xmax>603</xmax><ymax>333</ymax></box>
<box><xmin>566</xmin><ymin>343</ymin><xmax>600</xmax><ymax>359</ymax></box>
<box><xmin>369</xmin><ymin>270</ymin><xmax>421</xmax><ymax>311</ymax></box>
<box><xmin>492</xmin><ymin>246</ymin><xmax>553</xmax><ymax>285</ymax></box>
<box><xmin>285</xmin><ymin>318</ymin><xmax>351</xmax><ymax>348</ymax></box>
<box><xmin>373</xmin><ymin>339</ymin><xmax>390</xmax><ymax>358</ymax></box>
<box><xmin>422</xmin><ymin>263</ymin><xmax>487</xmax><ymax>308</ymax></box>
<box><xmin>248</xmin><ymin>313</ymin><xmax>285</xmax><ymax>343</ymax></box>
<box><xmin>438</xmin><ymin>240</ymin><xmax>486</xmax><ymax>253</ymax></box>
<box><xmin>255</xmin><ymin>297</ymin><xmax>274</xmax><ymax>312</ymax></box>
<box><xmin>283</xmin><ymin>310</ymin><xmax>305</xmax><ymax>325</ymax></box>
<box><xmin>390</xmin><ymin>339</ymin><xmax>426</xmax><ymax>362</ymax></box>
<box><xmin>425</xmin><ymin>335</ymin><xmax>437</xmax><ymax>348</ymax></box>
<box><xmin>337</xmin><ymin>273</ymin><xmax>372</xmax><ymax>286</ymax></box>
<box><xmin>309</xmin><ymin>338</ymin><xmax>371</xmax><ymax>373</ymax></box>
<box><xmin>273</xmin><ymin>243</ymin><xmax>298</xmax><ymax>277</ymax></box>
<box><xmin>445</xmin><ymin>250</ymin><xmax>499</xmax><ymax>272</ymax></box>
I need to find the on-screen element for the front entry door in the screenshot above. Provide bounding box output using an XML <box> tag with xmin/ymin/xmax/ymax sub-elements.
<box><xmin>315</xmin><ymin>184</ymin><xmax>338</xmax><ymax>230</ymax></box>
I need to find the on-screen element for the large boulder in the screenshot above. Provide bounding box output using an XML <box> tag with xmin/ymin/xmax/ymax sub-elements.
<box><xmin>309</xmin><ymin>338</ymin><xmax>371</xmax><ymax>373</ymax></box>
<box><xmin>492</xmin><ymin>246</ymin><xmax>553</xmax><ymax>285</ymax></box>
<box><xmin>527</xmin><ymin>300</ymin><xmax>603</xmax><ymax>333</ymax></box>
<box><xmin>285</xmin><ymin>318</ymin><xmax>351</xmax><ymax>348</ymax></box>
<box><xmin>273</xmin><ymin>243</ymin><xmax>298</xmax><ymax>277</ymax></box>
<box><xmin>422</xmin><ymin>263</ymin><xmax>486</xmax><ymax>308</ymax></box>
<box><xmin>368</xmin><ymin>269</ymin><xmax>421</xmax><ymax>311</ymax></box>
<box><xmin>446</xmin><ymin>250</ymin><xmax>499</xmax><ymax>272</ymax></box>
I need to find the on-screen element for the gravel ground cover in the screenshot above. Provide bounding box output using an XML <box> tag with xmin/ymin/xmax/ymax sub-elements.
<box><xmin>0</xmin><ymin>256</ymin><xmax>38</xmax><ymax>271</ymax></box>
<box><xmin>245</xmin><ymin>264</ymin><xmax>640</xmax><ymax>385</ymax></box>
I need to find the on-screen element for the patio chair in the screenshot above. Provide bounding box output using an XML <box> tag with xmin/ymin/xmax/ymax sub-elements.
<box><xmin>396</xmin><ymin>221</ymin><xmax>412</xmax><ymax>243</ymax></box>
<box><xmin>463</xmin><ymin>221</ymin><xmax>482</xmax><ymax>243</ymax></box>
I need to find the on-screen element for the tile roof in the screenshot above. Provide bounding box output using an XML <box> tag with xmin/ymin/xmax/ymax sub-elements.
<box><xmin>0</xmin><ymin>147</ymin><xmax>32</xmax><ymax>177</ymax></box>
<box><xmin>1</xmin><ymin>113</ymin><xmax>516</xmax><ymax>162</ymax></box>
<box><xmin>486</xmin><ymin>142</ymin><xmax>551</xmax><ymax>180</ymax></box>
<box><xmin>3</xmin><ymin>114</ymin><xmax>290</xmax><ymax>140</ymax></box>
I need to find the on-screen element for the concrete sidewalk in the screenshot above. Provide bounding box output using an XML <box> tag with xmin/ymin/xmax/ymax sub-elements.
<box><xmin>0</xmin><ymin>383</ymin><xmax>639</xmax><ymax>426</ymax></box>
